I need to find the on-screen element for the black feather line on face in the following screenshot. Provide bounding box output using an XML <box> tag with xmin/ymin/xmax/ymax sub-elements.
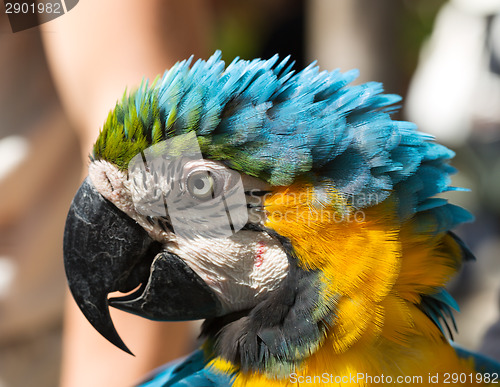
<box><xmin>200</xmin><ymin>224</ymin><xmax>335</xmax><ymax>376</ymax></box>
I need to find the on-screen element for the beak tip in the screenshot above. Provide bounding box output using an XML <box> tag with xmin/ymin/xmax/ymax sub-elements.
<box><xmin>117</xmin><ymin>341</ymin><xmax>134</xmax><ymax>356</ymax></box>
<box><xmin>102</xmin><ymin>332</ymin><xmax>134</xmax><ymax>356</ymax></box>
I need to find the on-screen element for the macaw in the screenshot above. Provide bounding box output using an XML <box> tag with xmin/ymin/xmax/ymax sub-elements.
<box><xmin>63</xmin><ymin>51</ymin><xmax>500</xmax><ymax>386</ymax></box>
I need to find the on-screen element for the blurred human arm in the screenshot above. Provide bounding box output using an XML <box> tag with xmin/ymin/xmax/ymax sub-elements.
<box><xmin>41</xmin><ymin>1</ymin><xmax>213</xmax><ymax>386</ymax></box>
<box><xmin>42</xmin><ymin>0</ymin><xmax>213</xmax><ymax>159</ymax></box>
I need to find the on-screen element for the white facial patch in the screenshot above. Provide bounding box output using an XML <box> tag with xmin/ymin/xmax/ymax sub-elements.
<box><xmin>127</xmin><ymin>133</ymin><xmax>249</xmax><ymax>239</ymax></box>
<box><xmin>88</xmin><ymin>159</ymin><xmax>289</xmax><ymax>313</ymax></box>
<box><xmin>169</xmin><ymin>231</ymin><xmax>289</xmax><ymax>313</ymax></box>
<box><xmin>89</xmin><ymin>161</ymin><xmax>168</xmax><ymax>241</ymax></box>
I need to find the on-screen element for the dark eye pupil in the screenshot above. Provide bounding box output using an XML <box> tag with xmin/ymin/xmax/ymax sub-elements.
<box><xmin>194</xmin><ymin>178</ymin><xmax>205</xmax><ymax>189</ymax></box>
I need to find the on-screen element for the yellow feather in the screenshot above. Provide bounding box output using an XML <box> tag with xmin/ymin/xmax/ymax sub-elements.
<box><xmin>221</xmin><ymin>184</ymin><xmax>488</xmax><ymax>385</ymax></box>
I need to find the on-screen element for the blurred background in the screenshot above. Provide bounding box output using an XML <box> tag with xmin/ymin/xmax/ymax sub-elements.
<box><xmin>0</xmin><ymin>0</ymin><xmax>499</xmax><ymax>386</ymax></box>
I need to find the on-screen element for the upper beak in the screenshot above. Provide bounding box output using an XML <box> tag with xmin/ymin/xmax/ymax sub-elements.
<box><xmin>63</xmin><ymin>177</ymin><xmax>223</xmax><ymax>354</ymax></box>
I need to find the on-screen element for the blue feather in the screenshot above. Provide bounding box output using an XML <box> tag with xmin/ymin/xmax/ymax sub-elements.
<box><xmin>452</xmin><ymin>343</ymin><xmax>500</xmax><ymax>374</ymax></box>
<box><xmin>97</xmin><ymin>50</ymin><xmax>474</xmax><ymax>236</ymax></box>
<box><xmin>137</xmin><ymin>350</ymin><xmax>234</xmax><ymax>387</ymax></box>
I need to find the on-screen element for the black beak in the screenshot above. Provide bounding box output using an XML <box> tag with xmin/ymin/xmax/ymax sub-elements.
<box><xmin>63</xmin><ymin>177</ymin><xmax>223</xmax><ymax>354</ymax></box>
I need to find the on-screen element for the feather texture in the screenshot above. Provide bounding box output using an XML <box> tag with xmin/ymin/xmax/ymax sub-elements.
<box><xmin>94</xmin><ymin>51</ymin><xmax>459</xmax><ymax>220</ymax></box>
<box><xmin>90</xmin><ymin>52</ymin><xmax>500</xmax><ymax>385</ymax></box>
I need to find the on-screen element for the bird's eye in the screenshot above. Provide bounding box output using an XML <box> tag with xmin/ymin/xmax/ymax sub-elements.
<box><xmin>186</xmin><ymin>171</ymin><xmax>215</xmax><ymax>200</ymax></box>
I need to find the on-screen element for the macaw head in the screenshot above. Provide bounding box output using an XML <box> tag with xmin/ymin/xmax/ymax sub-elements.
<box><xmin>63</xmin><ymin>51</ymin><xmax>472</xmax><ymax>373</ymax></box>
